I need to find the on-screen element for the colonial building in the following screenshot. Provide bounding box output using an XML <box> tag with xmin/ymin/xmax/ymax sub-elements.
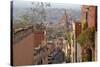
<box><xmin>80</xmin><ymin>5</ymin><xmax>97</xmax><ymax>61</ymax></box>
<box><xmin>13</xmin><ymin>24</ymin><xmax>49</xmax><ymax>66</ymax></box>
<box><xmin>81</xmin><ymin>5</ymin><xmax>97</xmax><ymax>30</ymax></box>
<box><xmin>32</xmin><ymin>25</ymin><xmax>48</xmax><ymax>64</ymax></box>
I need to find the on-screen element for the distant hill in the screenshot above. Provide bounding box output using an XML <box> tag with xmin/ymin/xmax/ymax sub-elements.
<box><xmin>13</xmin><ymin>5</ymin><xmax>81</xmax><ymax>24</ymax></box>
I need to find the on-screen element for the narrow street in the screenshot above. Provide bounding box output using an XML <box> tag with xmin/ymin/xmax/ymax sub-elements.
<box><xmin>12</xmin><ymin>1</ymin><xmax>97</xmax><ymax>66</ymax></box>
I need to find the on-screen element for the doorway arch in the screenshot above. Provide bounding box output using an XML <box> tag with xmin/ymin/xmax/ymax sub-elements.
<box><xmin>86</xmin><ymin>47</ymin><xmax>92</xmax><ymax>61</ymax></box>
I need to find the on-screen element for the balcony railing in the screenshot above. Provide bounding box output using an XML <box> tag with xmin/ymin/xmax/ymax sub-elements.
<box><xmin>13</xmin><ymin>25</ymin><xmax>33</xmax><ymax>44</ymax></box>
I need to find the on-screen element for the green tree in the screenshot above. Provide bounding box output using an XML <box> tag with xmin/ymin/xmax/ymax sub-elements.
<box><xmin>13</xmin><ymin>14</ymin><xmax>31</xmax><ymax>29</ymax></box>
<box><xmin>77</xmin><ymin>27</ymin><xmax>96</xmax><ymax>61</ymax></box>
<box><xmin>82</xmin><ymin>18</ymin><xmax>87</xmax><ymax>30</ymax></box>
<box><xmin>77</xmin><ymin>28</ymin><xmax>95</xmax><ymax>47</ymax></box>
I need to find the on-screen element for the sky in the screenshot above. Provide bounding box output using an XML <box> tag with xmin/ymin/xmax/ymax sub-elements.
<box><xmin>13</xmin><ymin>0</ymin><xmax>81</xmax><ymax>10</ymax></box>
<box><xmin>13</xmin><ymin>0</ymin><xmax>82</xmax><ymax>23</ymax></box>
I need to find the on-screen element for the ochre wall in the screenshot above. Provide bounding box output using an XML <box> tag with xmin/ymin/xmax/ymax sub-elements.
<box><xmin>87</xmin><ymin>6</ymin><xmax>96</xmax><ymax>28</ymax></box>
<box><xmin>13</xmin><ymin>33</ymin><xmax>34</xmax><ymax>66</ymax></box>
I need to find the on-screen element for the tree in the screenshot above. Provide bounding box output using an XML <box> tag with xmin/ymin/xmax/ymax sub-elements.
<box><xmin>77</xmin><ymin>27</ymin><xmax>96</xmax><ymax>61</ymax></box>
<box><xmin>35</xmin><ymin>22</ymin><xmax>46</xmax><ymax>31</ymax></box>
<box><xmin>31</xmin><ymin>2</ymin><xmax>50</xmax><ymax>24</ymax></box>
<box><xmin>13</xmin><ymin>13</ymin><xmax>32</xmax><ymax>29</ymax></box>
<box><xmin>66</xmin><ymin>32</ymin><xmax>71</xmax><ymax>46</ymax></box>
<box><xmin>14</xmin><ymin>2</ymin><xmax>51</xmax><ymax>31</ymax></box>
<box><xmin>77</xmin><ymin>28</ymin><xmax>95</xmax><ymax>48</ymax></box>
<box><xmin>81</xmin><ymin>18</ymin><xmax>87</xmax><ymax>30</ymax></box>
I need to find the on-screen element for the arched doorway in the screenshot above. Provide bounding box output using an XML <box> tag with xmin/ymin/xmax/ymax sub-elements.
<box><xmin>37</xmin><ymin>59</ymin><xmax>42</xmax><ymax>64</ymax></box>
<box><xmin>86</xmin><ymin>48</ymin><xmax>92</xmax><ymax>61</ymax></box>
<box><xmin>82</xmin><ymin>47</ymin><xmax>93</xmax><ymax>62</ymax></box>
